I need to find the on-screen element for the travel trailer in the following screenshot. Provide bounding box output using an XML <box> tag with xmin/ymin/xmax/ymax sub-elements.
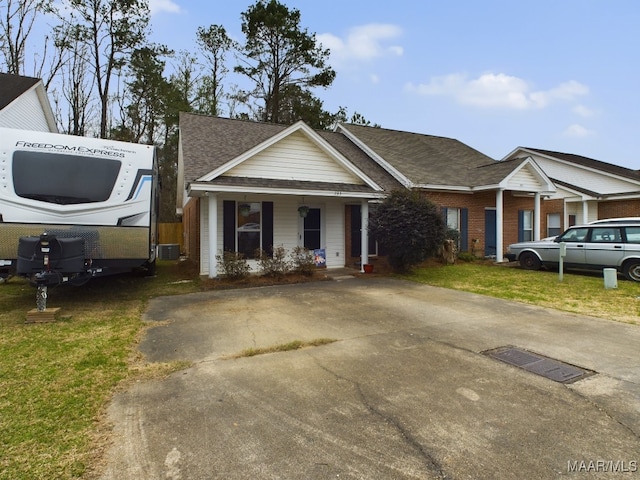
<box><xmin>0</xmin><ymin>128</ymin><xmax>158</xmax><ymax>286</ymax></box>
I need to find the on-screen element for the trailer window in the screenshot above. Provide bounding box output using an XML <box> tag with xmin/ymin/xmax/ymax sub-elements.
<box><xmin>13</xmin><ymin>150</ymin><xmax>121</xmax><ymax>204</ymax></box>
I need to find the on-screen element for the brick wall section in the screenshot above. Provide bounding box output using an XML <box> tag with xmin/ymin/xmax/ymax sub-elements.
<box><xmin>598</xmin><ymin>199</ymin><xmax>640</xmax><ymax>219</ymax></box>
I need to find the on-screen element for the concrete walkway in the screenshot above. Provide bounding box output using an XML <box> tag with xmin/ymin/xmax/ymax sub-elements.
<box><xmin>97</xmin><ymin>276</ymin><xmax>640</xmax><ymax>479</ymax></box>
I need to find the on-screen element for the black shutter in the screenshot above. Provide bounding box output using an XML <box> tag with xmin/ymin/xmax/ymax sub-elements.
<box><xmin>223</xmin><ymin>200</ymin><xmax>235</xmax><ymax>252</ymax></box>
<box><xmin>517</xmin><ymin>210</ymin><xmax>525</xmax><ymax>242</ymax></box>
<box><xmin>262</xmin><ymin>201</ymin><xmax>274</xmax><ymax>255</ymax></box>
<box><xmin>460</xmin><ymin>208</ymin><xmax>468</xmax><ymax>252</ymax></box>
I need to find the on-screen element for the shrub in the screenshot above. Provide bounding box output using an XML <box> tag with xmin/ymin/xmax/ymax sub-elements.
<box><xmin>368</xmin><ymin>189</ymin><xmax>446</xmax><ymax>273</ymax></box>
<box><xmin>457</xmin><ymin>252</ymin><xmax>476</xmax><ymax>262</ymax></box>
<box><xmin>215</xmin><ymin>251</ymin><xmax>250</xmax><ymax>280</ymax></box>
<box><xmin>290</xmin><ymin>246</ymin><xmax>316</xmax><ymax>276</ymax></box>
<box><xmin>256</xmin><ymin>245</ymin><xmax>291</xmax><ymax>277</ymax></box>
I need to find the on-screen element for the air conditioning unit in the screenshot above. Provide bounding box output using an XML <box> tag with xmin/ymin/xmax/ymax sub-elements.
<box><xmin>158</xmin><ymin>244</ymin><xmax>180</xmax><ymax>260</ymax></box>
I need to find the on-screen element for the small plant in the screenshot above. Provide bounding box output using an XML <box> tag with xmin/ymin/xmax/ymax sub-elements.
<box><xmin>256</xmin><ymin>245</ymin><xmax>291</xmax><ymax>277</ymax></box>
<box><xmin>216</xmin><ymin>251</ymin><xmax>250</xmax><ymax>280</ymax></box>
<box><xmin>291</xmin><ymin>246</ymin><xmax>316</xmax><ymax>276</ymax></box>
<box><xmin>457</xmin><ymin>251</ymin><xmax>476</xmax><ymax>262</ymax></box>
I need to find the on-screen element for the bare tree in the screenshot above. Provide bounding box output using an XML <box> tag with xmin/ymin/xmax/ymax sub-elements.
<box><xmin>65</xmin><ymin>0</ymin><xmax>150</xmax><ymax>138</ymax></box>
<box><xmin>56</xmin><ymin>29</ymin><xmax>95</xmax><ymax>136</ymax></box>
<box><xmin>195</xmin><ymin>24</ymin><xmax>236</xmax><ymax>116</ymax></box>
<box><xmin>0</xmin><ymin>0</ymin><xmax>53</xmax><ymax>75</ymax></box>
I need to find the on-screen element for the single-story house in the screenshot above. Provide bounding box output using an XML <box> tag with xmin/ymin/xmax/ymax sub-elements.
<box><xmin>177</xmin><ymin>114</ymin><xmax>640</xmax><ymax>278</ymax></box>
<box><xmin>177</xmin><ymin>114</ymin><xmax>563</xmax><ymax>277</ymax></box>
<box><xmin>0</xmin><ymin>73</ymin><xmax>57</xmax><ymax>132</ymax></box>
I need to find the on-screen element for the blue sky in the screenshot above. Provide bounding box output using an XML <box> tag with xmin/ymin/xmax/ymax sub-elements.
<box><xmin>148</xmin><ymin>0</ymin><xmax>640</xmax><ymax>169</ymax></box>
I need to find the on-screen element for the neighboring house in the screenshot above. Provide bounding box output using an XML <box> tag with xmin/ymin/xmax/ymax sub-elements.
<box><xmin>0</xmin><ymin>73</ymin><xmax>57</xmax><ymax>132</ymax></box>
<box><xmin>177</xmin><ymin>114</ymin><xmax>556</xmax><ymax>277</ymax></box>
<box><xmin>502</xmin><ymin>148</ymin><xmax>640</xmax><ymax>240</ymax></box>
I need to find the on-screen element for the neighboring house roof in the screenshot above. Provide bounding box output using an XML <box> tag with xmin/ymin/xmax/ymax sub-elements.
<box><xmin>0</xmin><ymin>73</ymin><xmax>57</xmax><ymax>132</ymax></box>
<box><xmin>504</xmin><ymin>146</ymin><xmax>640</xmax><ymax>198</ymax></box>
<box><xmin>336</xmin><ymin>123</ymin><xmax>499</xmax><ymax>188</ymax></box>
<box><xmin>517</xmin><ymin>147</ymin><xmax>640</xmax><ymax>182</ymax></box>
<box><xmin>0</xmin><ymin>73</ymin><xmax>39</xmax><ymax>110</ymax></box>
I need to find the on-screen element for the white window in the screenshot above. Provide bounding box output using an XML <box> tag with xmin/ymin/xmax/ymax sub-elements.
<box><xmin>521</xmin><ymin>210</ymin><xmax>533</xmax><ymax>241</ymax></box>
<box><xmin>547</xmin><ymin>213</ymin><xmax>561</xmax><ymax>237</ymax></box>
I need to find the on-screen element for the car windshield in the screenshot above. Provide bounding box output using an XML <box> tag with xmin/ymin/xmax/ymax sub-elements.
<box><xmin>556</xmin><ymin>228</ymin><xmax>589</xmax><ymax>242</ymax></box>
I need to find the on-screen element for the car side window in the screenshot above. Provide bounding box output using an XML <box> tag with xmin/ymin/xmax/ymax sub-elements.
<box><xmin>590</xmin><ymin>227</ymin><xmax>622</xmax><ymax>243</ymax></box>
<box><xmin>624</xmin><ymin>227</ymin><xmax>640</xmax><ymax>244</ymax></box>
<box><xmin>558</xmin><ymin>228</ymin><xmax>588</xmax><ymax>242</ymax></box>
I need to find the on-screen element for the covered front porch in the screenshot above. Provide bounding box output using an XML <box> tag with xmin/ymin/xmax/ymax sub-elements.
<box><xmin>188</xmin><ymin>185</ymin><xmax>384</xmax><ymax>278</ymax></box>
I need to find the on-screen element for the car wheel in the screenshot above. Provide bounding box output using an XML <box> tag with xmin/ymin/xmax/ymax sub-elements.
<box><xmin>519</xmin><ymin>252</ymin><xmax>541</xmax><ymax>270</ymax></box>
<box><xmin>623</xmin><ymin>260</ymin><xmax>640</xmax><ymax>282</ymax></box>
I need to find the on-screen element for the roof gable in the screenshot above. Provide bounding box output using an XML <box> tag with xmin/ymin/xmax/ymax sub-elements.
<box><xmin>504</xmin><ymin>147</ymin><xmax>640</xmax><ymax>195</ymax></box>
<box><xmin>200</xmin><ymin>120</ymin><xmax>376</xmax><ymax>188</ymax></box>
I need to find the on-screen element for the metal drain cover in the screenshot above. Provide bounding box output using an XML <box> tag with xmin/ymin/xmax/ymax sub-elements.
<box><xmin>484</xmin><ymin>346</ymin><xmax>593</xmax><ymax>383</ymax></box>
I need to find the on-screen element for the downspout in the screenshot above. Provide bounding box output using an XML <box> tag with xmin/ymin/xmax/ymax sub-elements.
<box><xmin>496</xmin><ymin>189</ymin><xmax>504</xmax><ymax>262</ymax></box>
<box><xmin>360</xmin><ymin>200</ymin><xmax>369</xmax><ymax>271</ymax></box>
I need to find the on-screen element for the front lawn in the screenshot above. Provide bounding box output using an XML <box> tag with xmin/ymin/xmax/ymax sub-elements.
<box><xmin>404</xmin><ymin>261</ymin><xmax>639</xmax><ymax>325</ymax></box>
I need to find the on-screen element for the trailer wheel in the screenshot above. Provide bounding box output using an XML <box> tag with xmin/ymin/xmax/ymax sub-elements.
<box><xmin>145</xmin><ymin>259</ymin><xmax>156</xmax><ymax>277</ymax></box>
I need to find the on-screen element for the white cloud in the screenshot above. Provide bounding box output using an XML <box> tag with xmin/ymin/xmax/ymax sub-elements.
<box><xmin>149</xmin><ymin>0</ymin><xmax>181</xmax><ymax>15</ymax></box>
<box><xmin>563</xmin><ymin>124</ymin><xmax>595</xmax><ymax>137</ymax></box>
<box><xmin>317</xmin><ymin>23</ymin><xmax>403</xmax><ymax>66</ymax></box>
<box><xmin>573</xmin><ymin>104</ymin><xmax>596</xmax><ymax>117</ymax></box>
<box><xmin>406</xmin><ymin>72</ymin><xmax>589</xmax><ymax>110</ymax></box>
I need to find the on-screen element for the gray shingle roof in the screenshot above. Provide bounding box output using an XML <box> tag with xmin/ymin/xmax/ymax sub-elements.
<box><xmin>179</xmin><ymin>114</ymin><xmax>530</xmax><ymax>195</ymax></box>
<box><xmin>0</xmin><ymin>73</ymin><xmax>39</xmax><ymax>110</ymax></box>
<box><xmin>338</xmin><ymin>123</ymin><xmax>501</xmax><ymax>187</ymax></box>
<box><xmin>179</xmin><ymin>113</ymin><xmax>404</xmax><ymax>192</ymax></box>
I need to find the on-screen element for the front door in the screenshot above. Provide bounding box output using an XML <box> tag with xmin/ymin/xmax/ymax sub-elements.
<box><xmin>484</xmin><ymin>209</ymin><xmax>496</xmax><ymax>257</ymax></box>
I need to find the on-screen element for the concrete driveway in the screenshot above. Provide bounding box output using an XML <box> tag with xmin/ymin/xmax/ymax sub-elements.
<box><xmin>97</xmin><ymin>275</ymin><xmax>640</xmax><ymax>479</ymax></box>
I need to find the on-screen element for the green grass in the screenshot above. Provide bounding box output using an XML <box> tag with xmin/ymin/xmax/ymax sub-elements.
<box><xmin>403</xmin><ymin>261</ymin><xmax>640</xmax><ymax>324</ymax></box>
<box><xmin>0</xmin><ymin>261</ymin><xmax>202</xmax><ymax>480</ymax></box>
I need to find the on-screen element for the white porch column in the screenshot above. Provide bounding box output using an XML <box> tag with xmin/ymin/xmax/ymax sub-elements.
<box><xmin>582</xmin><ymin>200</ymin><xmax>589</xmax><ymax>224</ymax></box>
<box><xmin>534</xmin><ymin>192</ymin><xmax>541</xmax><ymax>241</ymax></box>
<box><xmin>496</xmin><ymin>189</ymin><xmax>504</xmax><ymax>262</ymax></box>
<box><xmin>360</xmin><ymin>200</ymin><xmax>369</xmax><ymax>271</ymax></box>
<box><xmin>207</xmin><ymin>194</ymin><xmax>218</xmax><ymax>278</ymax></box>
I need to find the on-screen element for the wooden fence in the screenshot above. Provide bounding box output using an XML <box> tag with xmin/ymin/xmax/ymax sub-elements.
<box><xmin>158</xmin><ymin>223</ymin><xmax>183</xmax><ymax>252</ymax></box>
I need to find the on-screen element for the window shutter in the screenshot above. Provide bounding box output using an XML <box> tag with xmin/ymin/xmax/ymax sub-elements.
<box><xmin>460</xmin><ymin>208</ymin><xmax>468</xmax><ymax>251</ymax></box>
<box><xmin>223</xmin><ymin>200</ymin><xmax>235</xmax><ymax>252</ymax></box>
<box><xmin>517</xmin><ymin>210</ymin><xmax>525</xmax><ymax>242</ymax></box>
<box><xmin>262</xmin><ymin>201</ymin><xmax>274</xmax><ymax>255</ymax></box>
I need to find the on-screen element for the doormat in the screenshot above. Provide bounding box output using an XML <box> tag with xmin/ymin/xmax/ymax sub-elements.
<box><xmin>483</xmin><ymin>346</ymin><xmax>594</xmax><ymax>384</ymax></box>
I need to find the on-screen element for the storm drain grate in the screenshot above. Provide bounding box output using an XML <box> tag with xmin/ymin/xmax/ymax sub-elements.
<box><xmin>484</xmin><ymin>346</ymin><xmax>593</xmax><ymax>383</ymax></box>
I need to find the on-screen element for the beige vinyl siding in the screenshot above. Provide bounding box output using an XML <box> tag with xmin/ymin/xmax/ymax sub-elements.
<box><xmin>225</xmin><ymin>131</ymin><xmax>363</xmax><ymax>185</ymax></box>
<box><xmin>533</xmin><ymin>156</ymin><xmax>638</xmax><ymax>194</ymax></box>
<box><xmin>506</xmin><ymin>165</ymin><xmax>541</xmax><ymax>191</ymax></box>
<box><xmin>0</xmin><ymin>88</ymin><xmax>50</xmax><ymax>131</ymax></box>
<box><xmin>323</xmin><ymin>200</ymin><xmax>345</xmax><ymax>268</ymax></box>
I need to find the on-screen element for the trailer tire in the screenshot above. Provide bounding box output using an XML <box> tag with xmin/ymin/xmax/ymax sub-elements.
<box><xmin>145</xmin><ymin>259</ymin><xmax>156</xmax><ymax>277</ymax></box>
